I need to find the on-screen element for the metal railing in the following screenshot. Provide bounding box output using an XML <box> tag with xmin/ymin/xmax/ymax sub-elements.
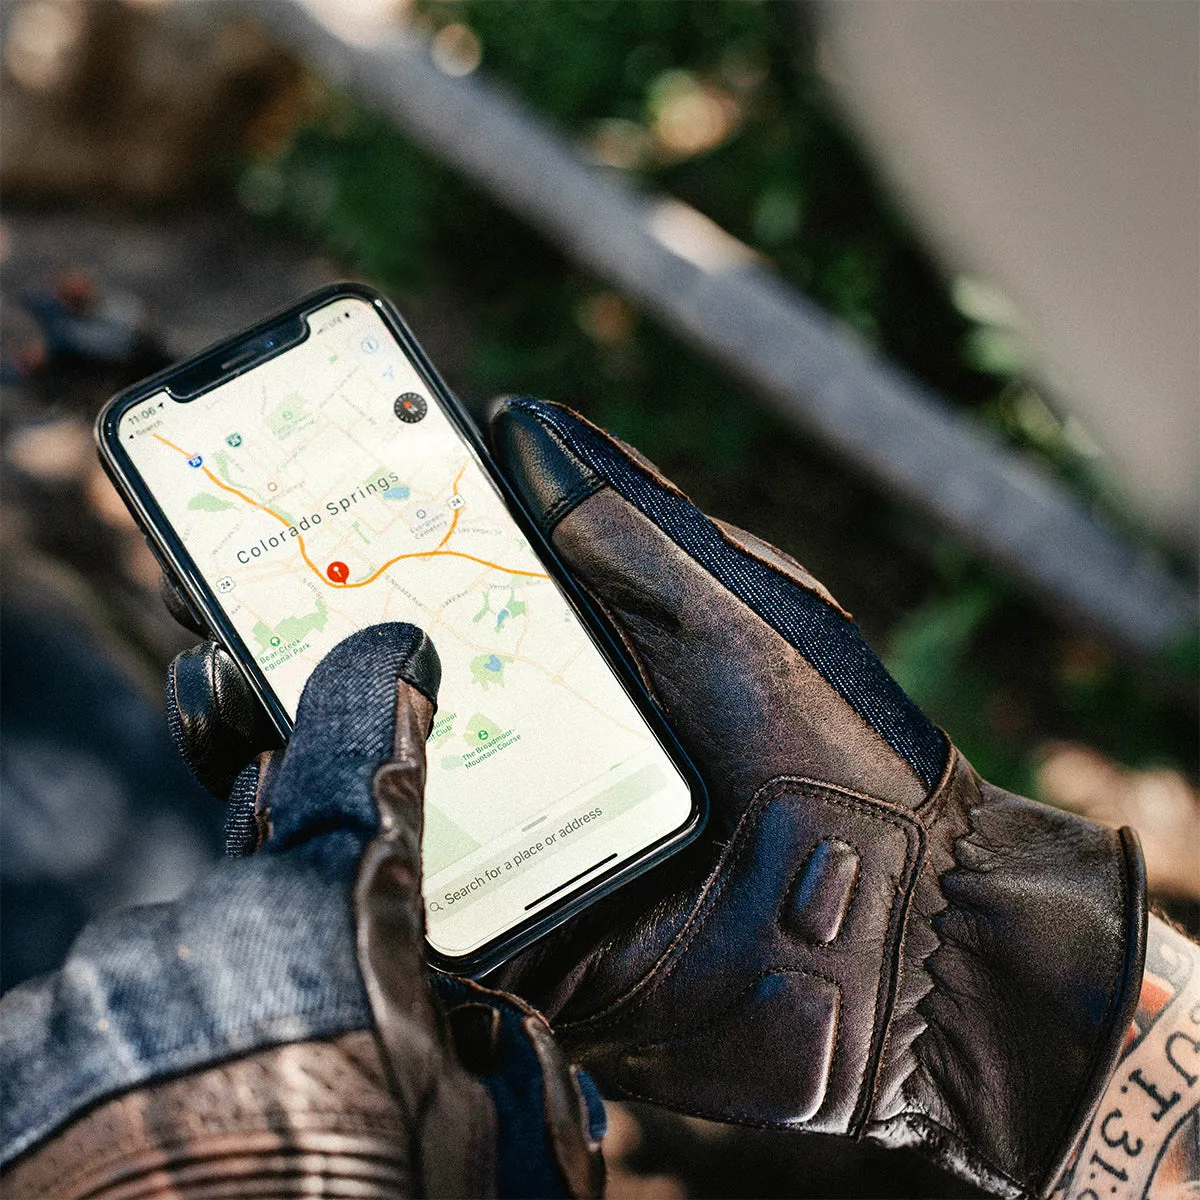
<box><xmin>236</xmin><ymin>2</ymin><xmax>1198</xmax><ymax>653</ymax></box>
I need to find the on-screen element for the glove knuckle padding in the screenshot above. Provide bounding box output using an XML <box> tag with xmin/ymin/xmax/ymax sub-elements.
<box><xmin>554</xmin><ymin>775</ymin><xmax>923</xmax><ymax>1133</ymax></box>
<box><xmin>552</xmin><ymin>757</ymin><xmax>1144</xmax><ymax>1196</ymax></box>
<box><xmin>491</xmin><ymin>399</ymin><xmax>1147</xmax><ymax>1197</ymax></box>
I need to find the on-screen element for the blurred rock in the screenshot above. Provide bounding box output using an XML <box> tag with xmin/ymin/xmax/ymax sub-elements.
<box><xmin>0</xmin><ymin>211</ymin><xmax>341</xmax><ymax>672</ymax></box>
<box><xmin>1</xmin><ymin>0</ymin><xmax>309</xmax><ymax>204</ymax></box>
<box><xmin>1037</xmin><ymin>741</ymin><xmax>1200</xmax><ymax>903</ymax></box>
<box><xmin>604</xmin><ymin>1103</ymin><xmax>688</xmax><ymax>1200</ymax></box>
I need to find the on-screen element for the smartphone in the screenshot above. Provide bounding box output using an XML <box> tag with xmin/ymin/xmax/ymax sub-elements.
<box><xmin>95</xmin><ymin>283</ymin><xmax>706</xmax><ymax>975</ymax></box>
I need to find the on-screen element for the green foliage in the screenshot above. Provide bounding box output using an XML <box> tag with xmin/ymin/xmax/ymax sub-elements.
<box><xmin>233</xmin><ymin>0</ymin><xmax>1196</xmax><ymax>790</ymax></box>
<box><xmin>885</xmin><ymin>583</ymin><xmax>1030</xmax><ymax>791</ymax></box>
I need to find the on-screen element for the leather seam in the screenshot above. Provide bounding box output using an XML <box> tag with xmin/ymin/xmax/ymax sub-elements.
<box><xmin>542</xmin><ymin>474</ymin><xmax>604</xmax><ymax>534</ymax></box>
<box><xmin>755</xmin><ymin>778</ymin><xmax>927</xmax><ymax>1134</ymax></box>
<box><xmin>611</xmin><ymin>967</ymin><xmax>843</xmax><ymax>1129</ymax></box>
<box><xmin>554</xmin><ymin>787</ymin><xmax>779</xmax><ymax>1034</ymax></box>
<box><xmin>556</xmin><ymin>772</ymin><xmax>924</xmax><ymax>1129</ymax></box>
<box><xmin>556</xmin><ymin>769</ymin><xmax>910</xmax><ymax>1033</ymax></box>
<box><xmin>913</xmin><ymin>738</ymin><xmax>959</xmax><ymax>821</ymax></box>
<box><xmin>621</xmin><ymin>966</ymin><xmax>842</xmax><ymax>1058</ymax></box>
<box><xmin>714</xmin><ymin>523</ymin><xmax>854</xmax><ymax>622</ymax></box>
<box><xmin>860</xmin><ymin>840</ymin><xmax>927</xmax><ymax>1134</ymax></box>
<box><xmin>569</xmin><ymin>777</ymin><xmax>914</xmax><ymax>1041</ymax></box>
<box><xmin>604</xmin><ymin>1083</ymin><xmax>831</xmax><ymax>1134</ymax></box>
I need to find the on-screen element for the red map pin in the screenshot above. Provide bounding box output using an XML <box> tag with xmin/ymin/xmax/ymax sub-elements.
<box><xmin>326</xmin><ymin>561</ymin><xmax>350</xmax><ymax>584</ymax></box>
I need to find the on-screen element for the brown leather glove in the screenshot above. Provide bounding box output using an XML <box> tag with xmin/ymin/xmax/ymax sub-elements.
<box><xmin>161</xmin><ymin>398</ymin><xmax>1147</xmax><ymax>1199</ymax></box>
<box><xmin>483</xmin><ymin>399</ymin><xmax>1146</xmax><ymax>1198</ymax></box>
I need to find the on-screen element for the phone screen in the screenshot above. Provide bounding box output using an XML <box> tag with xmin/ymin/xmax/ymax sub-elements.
<box><xmin>116</xmin><ymin>296</ymin><xmax>695</xmax><ymax>960</ymax></box>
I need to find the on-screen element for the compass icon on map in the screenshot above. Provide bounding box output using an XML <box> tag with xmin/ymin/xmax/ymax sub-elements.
<box><xmin>394</xmin><ymin>392</ymin><xmax>427</xmax><ymax>423</ymax></box>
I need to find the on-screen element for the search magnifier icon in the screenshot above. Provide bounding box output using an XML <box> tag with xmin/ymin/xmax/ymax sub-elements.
<box><xmin>429</xmin><ymin>901</ymin><xmax>444</xmax><ymax>913</ymax></box>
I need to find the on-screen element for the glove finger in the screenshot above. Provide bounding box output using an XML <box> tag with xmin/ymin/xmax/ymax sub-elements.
<box><xmin>489</xmin><ymin>397</ymin><xmax>945</xmax><ymax>813</ymax></box>
<box><xmin>260</xmin><ymin>622</ymin><xmax>440</xmax><ymax>975</ymax></box>
<box><xmin>159</xmin><ymin>569</ymin><xmax>210</xmax><ymax>638</ymax></box>
<box><xmin>258</xmin><ymin>622</ymin><xmax>448</xmax><ymax>1109</ymax></box>
<box><xmin>222</xmin><ymin>758</ymin><xmax>273</xmax><ymax>857</ymax></box>
<box><xmin>166</xmin><ymin>641</ymin><xmax>281</xmax><ymax>801</ymax></box>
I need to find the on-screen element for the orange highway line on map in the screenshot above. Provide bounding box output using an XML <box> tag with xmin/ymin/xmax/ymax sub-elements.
<box><xmin>154</xmin><ymin>433</ymin><xmax>547</xmax><ymax>587</ymax></box>
<box><xmin>433</xmin><ymin>463</ymin><xmax>468</xmax><ymax>551</ymax></box>
<box><xmin>347</xmin><ymin>548</ymin><xmax>547</xmax><ymax>587</ymax></box>
<box><xmin>154</xmin><ymin>433</ymin><xmax>328</xmax><ymax>580</ymax></box>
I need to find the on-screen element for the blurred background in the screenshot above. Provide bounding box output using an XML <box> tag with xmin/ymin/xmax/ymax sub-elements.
<box><xmin>1</xmin><ymin>2</ymin><xmax>1196</xmax><ymax>1196</ymax></box>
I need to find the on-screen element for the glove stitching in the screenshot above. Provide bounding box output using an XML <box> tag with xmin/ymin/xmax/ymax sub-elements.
<box><xmin>621</xmin><ymin>966</ymin><xmax>843</xmax><ymax>1055</ymax></box>
<box><xmin>542</xmin><ymin>474</ymin><xmax>604</xmax><ymax>535</ymax></box>
<box><xmin>576</xmin><ymin>776</ymin><xmax>919</xmax><ymax>1047</ymax></box>
<box><xmin>866</xmin><ymin>851</ymin><xmax>938</xmax><ymax>1137</ymax></box>
<box><xmin>554</xmin><ymin>789</ymin><xmax>775</xmax><ymax>1036</ymax></box>
<box><xmin>614</xmin><ymin>967</ymin><xmax>844</xmax><ymax>1126</ymax></box>
<box><xmin>757</xmin><ymin>777</ymin><xmax>927</xmax><ymax>1135</ymax></box>
<box><xmin>556</xmin><ymin>771</ymin><xmax>925</xmax><ymax>1124</ymax></box>
<box><xmin>899</xmin><ymin>773</ymin><xmax>1142</xmax><ymax>1192</ymax></box>
<box><xmin>912</xmin><ymin>737</ymin><xmax>959</xmax><ymax>822</ymax></box>
<box><xmin>713</xmin><ymin>521</ymin><xmax>854</xmax><ymax>622</ymax></box>
<box><xmin>608</xmin><ymin>1074</ymin><xmax>887</xmax><ymax>1138</ymax></box>
<box><xmin>1031</xmin><ymin>825</ymin><xmax>1137</xmax><ymax>1192</ymax></box>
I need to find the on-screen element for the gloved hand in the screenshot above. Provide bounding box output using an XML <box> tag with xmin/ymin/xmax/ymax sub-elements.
<box><xmin>162</xmin><ymin>399</ymin><xmax>1147</xmax><ymax>1199</ymax></box>
<box><xmin>0</xmin><ymin>624</ymin><xmax>604</xmax><ymax>1199</ymax></box>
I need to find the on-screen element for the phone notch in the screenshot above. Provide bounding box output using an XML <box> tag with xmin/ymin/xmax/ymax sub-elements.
<box><xmin>167</xmin><ymin>314</ymin><xmax>309</xmax><ymax>402</ymax></box>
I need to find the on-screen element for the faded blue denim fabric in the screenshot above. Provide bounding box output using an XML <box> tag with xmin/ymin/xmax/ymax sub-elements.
<box><xmin>0</xmin><ymin>840</ymin><xmax>370</xmax><ymax>1165</ymax></box>
<box><xmin>505</xmin><ymin>398</ymin><xmax>948</xmax><ymax>792</ymax></box>
<box><xmin>0</xmin><ymin>623</ymin><xmax>592</xmax><ymax>1197</ymax></box>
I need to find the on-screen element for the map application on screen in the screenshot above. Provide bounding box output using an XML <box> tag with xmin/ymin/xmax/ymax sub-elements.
<box><xmin>119</xmin><ymin>298</ymin><xmax>693</xmax><ymax>957</ymax></box>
